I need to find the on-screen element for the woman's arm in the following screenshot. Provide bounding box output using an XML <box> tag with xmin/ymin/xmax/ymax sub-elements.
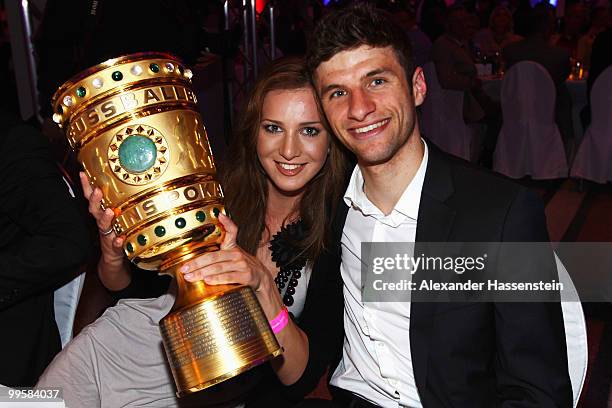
<box><xmin>79</xmin><ymin>172</ymin><xmax>131</xmax><ymax>291</ymax></box>
<box><xmin>253</xmin><ymin>267</ymin><xmax>310</xmax><ymax>384</ymax></box>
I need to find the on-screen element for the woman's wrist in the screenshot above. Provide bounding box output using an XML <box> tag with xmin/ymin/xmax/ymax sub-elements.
<box><xmin>100</xmin><ymin>253</ymin><xmax>125</xmax><ymax>266</ymax></box>
<box><xmin>269</xmin><ymin>306</ymin><xmax>290</xmax><ymax>334</ymax></box>
<box><xmin>97</xmin><ymin>258</ymin><xmax>132</xmax><ymax>291</ymax></box>
<box><xmin>254</xmin><ymin>275</ymin><xmax>285</xmax><ymax>320</ymax></box>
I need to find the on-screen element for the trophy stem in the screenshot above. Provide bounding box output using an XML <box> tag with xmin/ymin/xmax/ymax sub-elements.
<box><xmin>159</xmin><ymin>258</ymin><xmax>283</xmax><ymax>397</ymax></box>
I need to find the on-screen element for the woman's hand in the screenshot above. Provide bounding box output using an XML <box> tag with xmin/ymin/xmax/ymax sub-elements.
<box><xmin>80</xmin><ymin>172</ymin><xmax>124</xmax><ymax>262</ymax></box>
<box><xmin>80</xmin><ymin>172</ymin><xmax>131</xmax><ymax>290</ymax></box>
<box><xmin>180</xmin><ymin>214</ymin><xmax>271</xmax><ymax>290</ymax></box>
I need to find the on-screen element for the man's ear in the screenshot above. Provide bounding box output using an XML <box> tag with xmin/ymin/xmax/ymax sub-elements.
<box><xmin>412</xmin><ymin>67</ymin><xmax>427</xmax><ymax>107</ymax></box>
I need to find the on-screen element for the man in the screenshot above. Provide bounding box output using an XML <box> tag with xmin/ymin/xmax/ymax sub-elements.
<box><xmin>503</xmin><ymin>3</ymin><xmax>571</xmax><ymax>103</ymax></box>
<box><xmin>0</xmin><ymin>110</ymin><xmax>90</xmax><ymax>386</ymax></box>
<box><xmin>391</xmin><ymin>7</ymin><xmax>432</xmax><ymax>69</ymax></box>
<box><xmin>431</xmin><ymin>6</ymin><xmax>484</xmax><ymax>124</ymax></box>
<box><xmin>431</xmin><ymin>5</ymin><xmax>501</xmax><ymax>165</ymax></box>
<box><xmin>283</xmin><ymin>4</ymin><xmax>572</xmax><ymax>407</ymax></box>
<box><xmin>551</xmin><ymin>3</ymin><xmax>588</xmax><ymax>59</ymax></box>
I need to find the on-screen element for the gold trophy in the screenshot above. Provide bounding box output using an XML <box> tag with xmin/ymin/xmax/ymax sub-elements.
<box><xmin>52</xmin><ymin>53</ymin><xmax>282</xmax><ymax>397</ymax></box>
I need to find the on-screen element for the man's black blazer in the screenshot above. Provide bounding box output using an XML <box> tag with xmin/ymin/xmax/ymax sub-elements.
<box><xmin>0</xmin><ymin>122</ymin><xmax>90</xmax><ymax>386</ymax></box>
<box><xmin>285</xmin><ymin>144</ymin><xmax>573</xmax><ymax>407</ymax></box>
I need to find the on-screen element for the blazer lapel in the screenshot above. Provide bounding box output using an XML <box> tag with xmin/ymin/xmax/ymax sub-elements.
<box><xmin>333</xmin><ymin>201</ymin><xmax>350</xmax><ymax>252</ymax></box>
<box><xmin>411</xmin><ymin>145</ymin><xmax>457</xmax><ymax>397</ymax></box>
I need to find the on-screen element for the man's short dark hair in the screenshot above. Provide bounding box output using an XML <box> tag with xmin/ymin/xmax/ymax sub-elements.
<box><xmin>305</xmin><ymin>3</ymin><xmax>415</xmax><ymax>85</ymax></box>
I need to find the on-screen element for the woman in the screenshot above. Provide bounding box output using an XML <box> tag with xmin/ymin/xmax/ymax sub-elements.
<box><xmin>36</xmin><ymin>57</ymin><xmax>348</xmax><ymax>407</ymax></box>
<box><xmin>473</xmin><ymin>6</ymin><xmax>522</xmax><ymax>56</ymax></box>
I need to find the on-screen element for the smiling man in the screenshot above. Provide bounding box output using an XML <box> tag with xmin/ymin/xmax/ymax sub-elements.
<box><xmin>282</xmin><ymin>4</ymin><xmax>573</xmax><ymax>408</ymax></box>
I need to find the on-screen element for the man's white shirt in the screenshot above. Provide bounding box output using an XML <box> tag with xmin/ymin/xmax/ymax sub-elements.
<box><xmin>330</xmin><ymin>141</ymin><xmax>428</xmax><ymax>408</ymax></box>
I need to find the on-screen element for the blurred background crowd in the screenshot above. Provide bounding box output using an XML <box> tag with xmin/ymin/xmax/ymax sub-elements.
<box><xmin>1</xmin><ymin>0</ymin><xmax>611</xmax><ymax>170</ymax></box>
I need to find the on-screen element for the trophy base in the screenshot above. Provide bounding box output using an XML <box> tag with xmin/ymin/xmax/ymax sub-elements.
<box><xmin>159</xmin><ymin>284</ymin><xmax>283</xmax><ymax>397</ymax></box>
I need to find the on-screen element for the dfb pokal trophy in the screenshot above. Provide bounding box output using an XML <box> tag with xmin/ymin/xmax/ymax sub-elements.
<box><xmin>52</xmin><ymin>53</ymin><xmax>282</xmax><ymax>397</ymax></box>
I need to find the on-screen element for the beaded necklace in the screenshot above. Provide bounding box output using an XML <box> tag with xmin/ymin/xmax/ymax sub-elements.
<box><xmin>269</xmin><ymin>220</ymin><xmax>307</xmax><ymax>308</ymax></box>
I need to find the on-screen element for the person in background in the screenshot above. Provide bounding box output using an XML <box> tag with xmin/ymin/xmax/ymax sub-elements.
<box><xmin>473</xmin><ymin>6</ymin><xmax>523</xmax><ymax>55</ymax></box>
<box><xmin>552</xmin><ymin>2</ymin><xmax>588</xmax><ymax>59</ymax></box>
<box><xmin>36</xmin><ymin>57</ymin><xmax>349</xmax><ymax>408</ymax></box>
<box><xmin>420</xmin><ymin>0</ymin><xmax>448</xmax><ymax>41</ymax></box>
<box><xmin>391</xmin><ymin>7</ymin><xmax>432</xmax><ymax>68</ymax></box>
<box><xmin>465</xmin><ymin>12</ymin><xmax>483</xmax><ymax>57</ymax></box>
<box><xmin>577</xmin><ymin>6</ymin><xmax>611</xmax><ymax>70</ymax></box>
<box><xmin>512</xmin><ymin>0</ymin><xmax>533</xmax><ymax>37</ymax></box>
<box><xmin>503</xmin><ymin>2</ymin><xmax>574</xmax><ymax>160</ymax></box>
<box><xmin>474</xmin><ymin>0</ymin><xmax>495</xmax><ymax>28</ymax></box>
<box><xmin>0</xmin><ymin>109</ymin><xmax>89</xmax><ymax>386</ymax></box>
<box><xmin>431</xmin><ymin>5</ymin><xmax>501</xmax><ymax>165</ymax></box>
<box><xmin>432</xmin><ymin>6</ymin><xmax>484</xmax><ymax>123</ymax></box>
<box><xmin>504</xmin><ymin>3</ymin><xmax>571</xmax><ymax>87</ymax></box>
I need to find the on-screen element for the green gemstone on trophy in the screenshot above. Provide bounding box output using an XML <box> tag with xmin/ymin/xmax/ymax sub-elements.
<box><xmin>112</xmin><ymin>71</ymin><xmax>123</xmax><ymax>81</ymax></box>
<box><xmin>213</xmin><ymin>207</ymin><xmax>220</xmax><ymax>218</ymax></box>
<box><xmin>196</xmin><ymin>211</ymin><xmax>206</xmax><ymax>222</ymax></box>
<box><xmin>76</xmin><ymin>86</ymin><xmax>86</xmax><ymax>97</ymax></box>
<box><xmin>118</xmin><ymin>135</ymin><xmax>157</xmax><ymax>173</ymax></box>
<box><xmin>155</xmin><ymin>226</ymin><xmax>166</xmax><ymax>237</ymax></box>
<box><xmin>149</xmin><ymin>63</ymin><xmax>160</xmax><ymax>73</ymax></box>
<box><xmin>126</xmin><ymin>242</ymin><xmax>134</xmax><ymax>253</ymax></box>
<box><xmin>137</xmin><ymin>234</ymin><xmax>147</xmax><ymax>246</ymax></box>
<box><xmin>175</xmin><ymin>217</ymin><xmax>186</xmax><ymax>229</ymax></box>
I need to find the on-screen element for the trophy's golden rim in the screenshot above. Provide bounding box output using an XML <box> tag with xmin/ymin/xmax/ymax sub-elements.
<box><xmin>65</xmin><ymin>75</ymin><xmax>193</xmax><ymax>127</ymax></box>
<box><xmin>132</xmin><ymin>226</ymin><xmax>223</xmax><ymax>271</ymax></box>
<box><xmin>122</xmin><ymin>202</ymin><xmax>220</xmax><ymax>251</ymax></box>
<box><xmin>52</xmin><ymin>52</ymin><xmax>184</xmax><ymax>105</ymax></box>
<box><xmin>175</xmin><ymin>348</ymin><xmax>284</xmax><ymax>398</ymax></box>
<box><xmin>122</xmin><ymin>201</ymin><xmax>214</xmax><ymax>237</ymax></box>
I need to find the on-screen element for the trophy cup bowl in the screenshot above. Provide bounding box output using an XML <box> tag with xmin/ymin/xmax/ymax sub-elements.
<box><xmin>52</xmin><ymin>53</ymin><xmax>282</xmax><ymax>397</ymax></box>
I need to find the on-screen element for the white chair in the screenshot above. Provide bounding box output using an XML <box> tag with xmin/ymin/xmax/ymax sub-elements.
<box><xmin>493</xmin><ymin>62</ymin><xmax>568</xmax><ymax>179</ymax></box>
<box><xmin>54</xmin><ymin>273</ymin><xmax>85</xmax><ymax>347</ymax></box>
<box><xmin>555</xmin><ymin>253</ymin><xmax>588</xmax><ymax>407</ymax></box>
<box><xmin>571</xmin><ymin>66</ymin><xmax>612</xmax><ymax>183</ymax></box>
<box><xmin>53</xmin><ymin>176</ymin><xmax>86</xmax><ymax>347</ymax></box>
<box><xmin>421</xmin><ymin>62</ymin><xmax>480</xmax><ymax>161</ymax></box>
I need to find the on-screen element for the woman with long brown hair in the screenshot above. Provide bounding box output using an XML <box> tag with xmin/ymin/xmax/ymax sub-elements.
<box><xmin>37</xmin><ymin>56</ymin><xmax>348</xmax><ymax>407</ymax></box>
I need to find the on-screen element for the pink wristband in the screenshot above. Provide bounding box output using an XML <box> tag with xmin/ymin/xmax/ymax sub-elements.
<box><xmin>269</xmin><ymin>306</ymin><xmax>289</xmax><ymax>334</ymax></box>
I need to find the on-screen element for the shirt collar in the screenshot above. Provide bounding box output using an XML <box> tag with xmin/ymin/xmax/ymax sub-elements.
<box><xmin>344</xmin><ymin>140</ymin><xmax>429</xmax><ymax>222</ymax></box>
